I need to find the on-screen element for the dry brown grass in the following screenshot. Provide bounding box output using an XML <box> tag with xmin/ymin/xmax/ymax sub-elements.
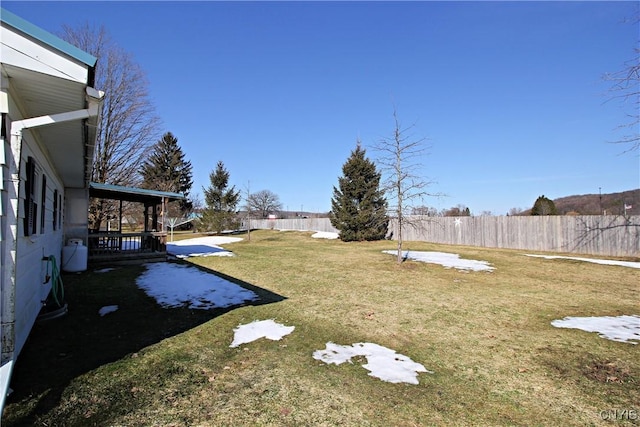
<box><xmin>4</xmin><ymin>230</ymin><xmax>638</xmax><ymax>426</ymax></box>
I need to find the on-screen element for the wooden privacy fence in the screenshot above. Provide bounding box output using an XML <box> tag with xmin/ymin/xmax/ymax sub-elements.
<box><xmin>389</xmin><ymin>215</ymin><xmax>639</xmax><ymax>257</ymax></box>
<box><xmin>250</xmin><ymin>217</ymin><xmax>339</xmax><ymax>233</ymax></box>
<box><xmin>250</xmin><ymin>215</ymin><xmax>639</xmax><ymax>257</ymax></box>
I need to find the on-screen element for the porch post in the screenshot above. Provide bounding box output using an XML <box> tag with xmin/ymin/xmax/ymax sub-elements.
<box><xmin>161</xmin><ymin>197</ymin><xmax>166</xmax><ymax>232</ymax></box>
<box><xmin>143</xmin><ymin>204</ymin><xmax>149</xmax><ymax>232</ymax></box>
<box><xmin>118</xmin><ymin>199</ymin><xmax>123</xmax><ymax>231</ymax></box>
<box><xmin>152</xmin><ymin>204</ymin><xmax>158</xmax><ymax>231</ymax></box>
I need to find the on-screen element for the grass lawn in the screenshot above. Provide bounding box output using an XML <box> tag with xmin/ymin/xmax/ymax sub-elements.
<box><xmin>3</xmin><ymin>230</ymin><xmax>639</xmax><ymax>426</ymax></box>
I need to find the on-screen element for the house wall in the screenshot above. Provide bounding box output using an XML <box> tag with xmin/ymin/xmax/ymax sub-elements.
<box><xmin>1</xmin><ymin>10</ymin><xmax>100</xmax><ymax>413</ymax></box>
<box><xmin>5</xmin><ymin>92</ymin><xmax>65</xmax><ymax>358</ymax></box>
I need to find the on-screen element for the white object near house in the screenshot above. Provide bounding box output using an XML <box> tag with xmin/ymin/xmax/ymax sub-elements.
<box><xmin>62</xmin><ymin>239</ymin><xmax>88</xmax><ymax>272</ymax></box>
<box><xmin>0</xmin><ymin>8</ymin><xmax>103</xmax><ymax>414</ymax></box>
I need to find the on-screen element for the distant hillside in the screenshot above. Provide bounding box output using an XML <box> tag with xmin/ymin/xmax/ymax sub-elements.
<box><xmin>522</xmin><ymin>189</ymin><xmax>639</xmax><ymax>215</ymax></box>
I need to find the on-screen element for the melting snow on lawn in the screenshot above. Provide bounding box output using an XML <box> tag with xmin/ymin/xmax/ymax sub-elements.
<box><xmin>551</xmin><ymin>315</ymin><xmax>640</xmax><ymax>344</ymax></box>
<box><xmin>383</xmin><ymin>250</ymin><xmax>494</xmax><ymax>272</ymax></box>
<box><xmin>136</xmin><ymin>262</ymin><xmax>258</xmax><ymax>309</ymax></box>
<box><xmin>525</xmin><ymin>254</ymin><xmax>640</xmax><ymax>269</ymax></box>
<box><xmin>313</xmin><ymin>342</ymin><xmax>433</xmax><ymax>384</ymax></box>
<box><xmin>167</xmin><ymin>236</ymin><xmax>242</xmax><ymax>258</ymax></box>
<box><xmin>99</xmin><ymin>305</ymin><xmax>118</xmax><ymax>316</ymax></box>
<box><xmin>312</xmin><ymin>231</ymin><xmax>339</xmax><ymax>239</ymax></box>
<box><xmin>228</xmin><ymin>320</ymin><xmax>431</xmax><ymax>384</ymax></box>
<box><xmin>229</xmin><ymin>319</ymin><xmax>295</xmax><ymax>348</ymax></box>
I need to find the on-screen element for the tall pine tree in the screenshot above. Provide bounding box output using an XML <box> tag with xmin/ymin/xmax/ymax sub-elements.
<box><xmin>200</xmin><ymin>161</ymin><xmax>240</xmax><ymax>233</ymax></box>
<box><xmin>330</xmin><ymin>143</ymin><xmax>388</xmax><ymax>241</ymax></box>
<box><xmin>140</xmin><ymin>132</ymin><xmax>193</xmax><ymax>215</ymax></box>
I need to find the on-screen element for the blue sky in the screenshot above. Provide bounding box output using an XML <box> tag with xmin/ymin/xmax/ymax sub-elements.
<box><xmin>4</xmin><ymin>1</ymin><xmax>639</xmax><ymax>215</ymax></box>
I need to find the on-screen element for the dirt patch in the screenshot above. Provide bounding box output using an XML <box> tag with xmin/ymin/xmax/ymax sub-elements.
<box><xmin>583</xmin><ymin>359</ymin><xmax>635</xmax><ymax>384</ymax></box>
<box><xmin>537</xmin><ymin>347</ymin><xmax>637</xmax><ymax>385</ymax></box>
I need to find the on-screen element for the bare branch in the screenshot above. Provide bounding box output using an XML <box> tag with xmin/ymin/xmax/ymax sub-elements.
<box><xmin>604</xmin><ymin>46</ymin><xmax>639</xmax><ymax>152</ymax></box>
<box><xmin>570</xmin><ymin>215</ymin><xmax>640</xmax><ymax>253</ymax></box>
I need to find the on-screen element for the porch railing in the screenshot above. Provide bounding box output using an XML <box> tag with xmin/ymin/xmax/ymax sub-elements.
<box><xmin>87</xmin><ymin>232</ymin><xmax>167</xmax><ymax>258</ymax></box>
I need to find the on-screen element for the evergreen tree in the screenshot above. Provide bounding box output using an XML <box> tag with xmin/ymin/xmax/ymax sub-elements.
<box><xmin>531</xmin><ymin>195</ymin><xmax>557</xmax><ymax>215</ymax></box>
<box><xmin>140</xmin><ymin>132</ymin><xmax>193</xmax><ymax>215</ymax></box>
<box><xmin>200</xmin><ymin>161</ymin><xmax>240</xmax><ymax>233</ymax></box>
<box><xmin>330</xmin><ymin>143</ymin><xmax>388</xmax><ymax>241</ymax></box>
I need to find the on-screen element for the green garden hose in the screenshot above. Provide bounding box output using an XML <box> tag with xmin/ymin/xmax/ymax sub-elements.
<box><xmin>46</xmin><ymin>255</ymin><xmax>65</xmax><ymax>308</ymax></box>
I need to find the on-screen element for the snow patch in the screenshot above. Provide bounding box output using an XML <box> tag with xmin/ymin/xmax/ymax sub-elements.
<box><xmin>312</xmin><ymin>231</ymin><xmax>339</xmax><ymax>239</ymax></box>
<box><xmin>136</xmin><ymin>262</ymin><xmax>258</xmax><ymax>309</ymax></box>
<box><xmin>99</xmin><ymin>305</ymin><xmax>118</xmax><ymax>316</ymax></box>
<box><xmin>167</xmin><ymin>236</ymin><xmax>242</xmax><ymax>258</ymax></box>
<box><xmin>525</xmin><ymin>254</ymin><xmax>640</xmax><ymax>269</ymax></box>
<box><xmin>551</xmin><ymin>315</ymin><xmax>640</xmax><ymax>344</ymax></box>
<box><xmin>230</xmin><ymin>319</ymin><xmax>295</xmax><ymax>348</ymax></box>
<box><xmin>383</xmin><ymin>250</ymin><xmax>494</xmax><ymax>272</ymax></box>
<box><xmin>313</xmin><ymin>342</ymin><xmax>433</xmax><ymax>384</ymax></box>
<box><xmin>94</xmin><ymin>268</ymin><xmax>115</xmax><ymax>273</ymax></box>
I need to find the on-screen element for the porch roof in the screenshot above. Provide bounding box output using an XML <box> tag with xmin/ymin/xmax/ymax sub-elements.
<box><xmin>89</xmin><ymin>182</ymin><xmax>186</xmax><ymax>205</ymax></box>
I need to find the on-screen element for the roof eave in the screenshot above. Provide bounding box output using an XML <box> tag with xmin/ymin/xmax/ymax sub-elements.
<box><xmin>0</xmin><ymin>8</ymin><xmax>97</xmax><ymax>68</ymax></box>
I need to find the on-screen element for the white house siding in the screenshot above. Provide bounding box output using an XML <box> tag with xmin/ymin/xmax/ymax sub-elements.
<box><xmin>8</xmin><ymin>99</ymin><xmax>65</xmax><ymax>358</ymax></box>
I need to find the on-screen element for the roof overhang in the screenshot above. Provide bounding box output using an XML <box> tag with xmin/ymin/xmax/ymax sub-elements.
<box><xmin>1</xmin><ymin>8</ymin><xmax>100</xmax><ymax>188</ymax></box>
<box><xmin>89</xmin><ymin>182</ymin><xmax>186</xmax><ymax>205</ymax></box>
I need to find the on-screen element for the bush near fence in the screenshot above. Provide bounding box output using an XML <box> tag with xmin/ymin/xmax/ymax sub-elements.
<box><xmin>250</xmin><ymin>215</ymin><xmax>639</xmax><ymax>257</ymax></box>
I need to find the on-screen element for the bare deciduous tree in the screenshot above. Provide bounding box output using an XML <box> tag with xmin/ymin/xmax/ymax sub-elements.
<box><xmin>442</xmin><ymin>204</ymin><xmax>472</xmax><ymax>217</ymax></box>
<box><xmin>411</xmin><ymin>205</ymin><xmax>439</xmax><ymax>217</ymax></box>
<box><xmin>61</xmin><ymin>24</ymin><xmax>161</xmax><ymax>231</ymax></box>
<box><xmin>374</xmin><ymin>109</ymin><xmax>439</xmax><ymax>264</ymax></box>
<box><xmin>246</xmin><ymin>190</ymin><xmax>283</xmax><ymax>219</ymax></box>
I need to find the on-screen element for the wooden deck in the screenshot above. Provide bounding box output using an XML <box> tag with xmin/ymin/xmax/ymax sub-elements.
<box><xmin>87</xmin><ymin>232</ymin><xmax>168</xmax><ymax>265</ymax></box>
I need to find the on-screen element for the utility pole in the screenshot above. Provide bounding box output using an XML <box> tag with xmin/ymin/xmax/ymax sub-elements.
<box><xmin>599</xmin><ymin>187</ymin><xmax>603</xmax><ymax>215</ymax></box>
<box><xmin>246</xmin><ymin>180</ymin><xmax>251</xmax><ymax>242</ymax></box>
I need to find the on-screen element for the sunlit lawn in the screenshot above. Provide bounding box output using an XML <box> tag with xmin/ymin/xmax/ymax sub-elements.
<box><xmin>4</xmin><ymin>230</ymin><xmax>639</xmax><ymax>426</ymax></box>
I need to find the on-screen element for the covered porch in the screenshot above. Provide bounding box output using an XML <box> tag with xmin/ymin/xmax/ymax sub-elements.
<box><xmin>88</xmin><ymin>183</ymin><xmax>185</xmax><ymax>264</ymax></box>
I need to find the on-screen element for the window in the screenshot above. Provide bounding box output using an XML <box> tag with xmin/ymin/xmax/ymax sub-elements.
<box><xmin>23</xmin><ymin>156</ymin><xmax>38</xmax><ymax>236</ymax></box>
<box><xmin>53</xmin><ymin>189</ymin><xmax>58</xmax><ymax>230</ymax></box>
<box><xmin>40</xmin><ymin>174</ymin><xmax>47</xmax><ymax>233</ymax></box>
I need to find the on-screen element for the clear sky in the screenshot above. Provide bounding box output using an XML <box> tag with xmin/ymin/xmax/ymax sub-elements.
<box><xmin>4</xmin><ymin>1</ymin><xmax>639</xmax><ymax>215</ymax></box>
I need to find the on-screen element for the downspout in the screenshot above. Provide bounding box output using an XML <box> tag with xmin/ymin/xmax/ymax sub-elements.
<box><xmin>0</xmin><ymin>87</ymin><xmax>103</xmax><ymax>411</ymax></box>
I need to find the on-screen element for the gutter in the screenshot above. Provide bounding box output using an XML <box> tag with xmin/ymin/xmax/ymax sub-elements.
<box><xmin>0</xmin><ymin>86</ymin><xmax>103</xmax><ymax>412</ymax></box>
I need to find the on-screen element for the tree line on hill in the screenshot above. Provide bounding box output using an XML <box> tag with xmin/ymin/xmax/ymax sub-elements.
<box><xmin>514</xmin><ymin>190</ymin><xmax>639</xmax><ymax>216</ymax></box>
